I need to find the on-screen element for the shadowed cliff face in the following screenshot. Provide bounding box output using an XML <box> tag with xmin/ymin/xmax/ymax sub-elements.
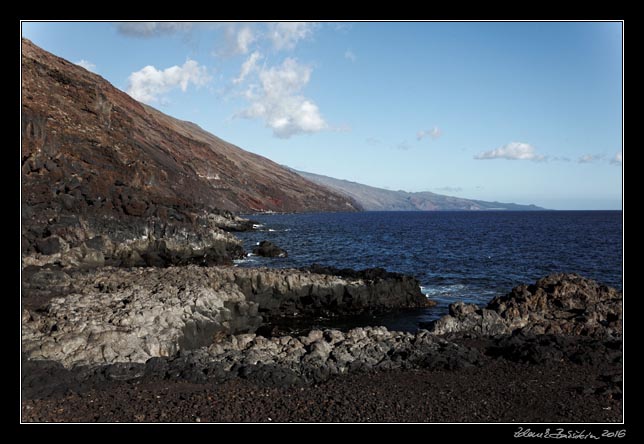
<box><xmin>21</xmin><ymin>38</ymin><xmax>360</xmax><ymax>219</ymax></box>
<box><xmin>21</xmin><ymin>38</ymin><xmax>360</xmax><ymax>267</ymax></box>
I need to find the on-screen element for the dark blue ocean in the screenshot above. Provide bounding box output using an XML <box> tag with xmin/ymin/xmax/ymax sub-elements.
<box><xmin>235</xmin><ymin>211</ymin><xmax>622</xmax><ymax>331</ymax></box>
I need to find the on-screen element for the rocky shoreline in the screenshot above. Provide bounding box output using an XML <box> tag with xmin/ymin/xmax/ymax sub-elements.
<box><xmin>22</xmin><ymin>264</ymin><xmax>430</xmax><ymax>368</ymax></box>
<box><xmin>22</xmin><ymin>259</ymin><xmax>623</xmax><ymax>422</ymax></box>
<box><xmin>20</xmin><ymin>147</ymin><xmax>623</xmax><ymax>423</ymax></box>
<box><xmin>20</xmin><ymin>37</ymin><xmax>622</xmax><ymax>423</ymax></box>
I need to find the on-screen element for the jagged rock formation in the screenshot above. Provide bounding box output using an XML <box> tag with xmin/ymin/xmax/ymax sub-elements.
<box><xmin>22</xmin><ymin>265</ymin><xmax>430</xmax><ymax>367</ymax></box>
<box><xmin>22</xmin><ymin>328</ymin><xmax>622</xmax><ymax>395</ymax></box>
<box><xmin>151</xmin><ymin>327</ymin><xmax>484</xmax><ymax>386</ymax></box>
<box><xmin>252</xmin><ymin>240</ymin><xmax>288</xmax><ymax>258</ymax></box>
<box><xmin>429</xmin><ymin>274</ymin><xmax>622</xmax><ymax>337</ymax></box>
<box><xmin>20</xmin><ymin>327</ymin><xmax>486</xmax><ymax>392</ymax></box>
<box><xmin>22</xmin><ymin>270</ymin><xmax>620</xmax><ymax>383</ymax></box>
<box><xmin>22</xmin><ymin>212</ymin><xmax>246</xmax><ymax>272</ymax></box>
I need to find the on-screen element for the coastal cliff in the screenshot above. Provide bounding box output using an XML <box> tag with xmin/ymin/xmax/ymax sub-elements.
<box><xmin>21</xmin><ymin>38</ymin><xmax>360</xmax><ymax>271</ymax></box>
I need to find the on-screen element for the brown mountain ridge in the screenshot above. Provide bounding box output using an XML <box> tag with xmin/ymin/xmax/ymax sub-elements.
<box><xmin>21</xmin><ymin>38</ymin><xmax>359</xmax><ymax>269</ymax></box>
<box><xmin>21</xmin><ymin>38</ymin><xmax>359</xmax><ymax>216</ymax></box>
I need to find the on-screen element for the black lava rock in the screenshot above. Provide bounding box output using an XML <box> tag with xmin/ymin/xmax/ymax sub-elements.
<box><xmin>253</xmin><ymin>241</ymin><xmax>288</xmax><ymax>258</ymax></box>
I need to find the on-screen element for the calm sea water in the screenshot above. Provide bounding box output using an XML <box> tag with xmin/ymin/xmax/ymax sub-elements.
<box><xmin>235</xmin><ymin>211</ymin><xmax>623</xmax><ymax>331</ymax></box>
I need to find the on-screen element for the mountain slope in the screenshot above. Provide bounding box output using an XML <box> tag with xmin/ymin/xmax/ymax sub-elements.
<box><xmin>295</xmin><ymin>170</ymin><xmax>545</xmax><ymax>211</ymax></box>
<box><xmin>21</xmin><ymin>38</ymin><xmax>360</xmax><ymax>216</ymax></box>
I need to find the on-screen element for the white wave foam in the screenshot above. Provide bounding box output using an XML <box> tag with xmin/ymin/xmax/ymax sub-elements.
<box><xmin>234</xmin><ymin>256</ymin><xmax>258</xmax><ymax>266</ymax></box>
<box><xmin>420</xmin><ymin>284</ymin><xmax>466</xmax><ymax>297</ymax></box>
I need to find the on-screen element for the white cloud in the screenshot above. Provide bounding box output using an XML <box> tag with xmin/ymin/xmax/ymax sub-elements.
<box><xmin>127</xmin><ymin>60</ymin><xmax>211</xmax><ymax>104</ymax></box>
<box><xmin>116</xmin><ymin>22</ymin><xmax>194</xmax><ymax>37</ymax></box>
<box><xmin>233</xmin><ymin>51</ymin><xmax>261</xmax><ymax>84</ymax></box>
<box><xmin>75</xmin><ymin>59</ymin><xmax>96</xmax><ymax>73</ymax></box>
<box><xmin>221</xmin><ymin>24</ymin><xmax>256</xmax><ymax>55</ymax></box>
<box><xmin>237</xmin><ymin>58</ymin><xmax>326</xmax><ymax>138</ymax></box>
<box><xmin>344</xmin><ymin>50</ymin><xmax>356</xmax><ymax>62</ymax></box>
<box><xmin>417</xmin><ymin>126</ymin><xmax>442</xmax><ymax>141</ymax></box>
<box><xmin>118</xmin><ymin>22</ymin><xmax>256</xmax><ymax>56</ymax></box>
<box><xmin>268</xmin><ymin>22</ymin><xmax>314</xmax><ymax>51</ymax></box>
<box><xmin>333</xmin><ymin>23</ymin><xmax>352</xmax><ymax>33</ymax></box>
<box><xmin>236</xmin><ymin>26</ymin><xmax>255</xmax><ymax>54</ymax></box>
<box><xmin>578</xmin><ymin>154</ymin><xmax>601</xmax><ymax>164</ymax></box>
<box><xmin>611</xmin><ymin>151</ymin><xmax>622</xmax><ymax>165</ymax></box>
<box><xmin>474</xmin><ymin>142</ymin><xmax>545</xmax><ymax>161</ymax></box>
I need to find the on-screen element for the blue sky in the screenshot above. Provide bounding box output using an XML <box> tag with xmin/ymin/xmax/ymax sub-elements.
<box><xmin>21</xmin><ymin>21</ymin><xmax>623</xmax><ymax>210</ymax></box>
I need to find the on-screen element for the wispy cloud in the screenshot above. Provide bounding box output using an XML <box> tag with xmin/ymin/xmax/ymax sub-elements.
<box><xmin>220</xmin><ymin>24</ymin><xmax>256</xmax><ymax>55</ymax></box>
<box><xmin>237</xmin><ymin>26</ymin><xmax>255</xmax><ymax>54</ymax></box>
<box><xmin>332</xmin><ymin>23</ymin><xmax>352</xmax><ymax>33</ymax></box>
<box><xmin>610</xmin><ymin>151</ymin><xmax>622</xmax><ymax>166</ymax></box>
<box><xmin>474</xmin><ymin>142</ymin><xmax>545</xmax><ymax>161</ymax></box>
<box><xmin>344</xmin><ymin>50</ymin><xmax>356</xmax><ymax>62</ymax></box>
<box><xmin>366</xmin><ymin>137</ymin><xmax>382</xmax><ymax>146</ymax></box>
<box><xmin>233</xmin><ymin>51</ymin><xmax>261</xmax><ymax>84</ymax></box>
<box><xmin>74</xmin><ymin>59</ymin><xmax>96</xmax><ymax>73</ymax></box>
<box><xmin>236</xmin><ymin>58</ymin><xmax>326</xmax><ymax>138</ymax></box>
<box><xmin>116</xmin><ymin>22</ymin><xmax>195</xmax><ymax>37</ymax></box>
<box><xmin>268</xmin><ymin>22</ymin><xmax>315</xmax><ymax>51</ymax></box>
<box><xmin>394</xmin><ymin>141</ymin><xmax>411</xmax><ymax>151</ymax></box>
<box><xmin>435</xmin><ymin>186</ymin><xmax>463</xmax><ymax>193</ymax></box>
<box><xmin>417</xmin><ymin>126</ymin><xmax>442</xmax><ymax>141</ymax></box>
<box><xmin>116</xmin><ymin>22</ymin><xmax>315</xmax><ymax>54</ymax></box>
<box><xmin>550</xmin><ymin>156</ymin><xmax>571</xmax><ymax>162</ymax></box>
<box><xmin>578</xmin><ymin>154</ymin><xmax>601</xmax><ymax>164</ymax></box>
<box><xmin>127</xmin><ymin>60</ymin><xmax>211</xmax><ymax>104</ymax></box>
<box><xmin>117</xmin><ymin>22</ymin><xmax>256</xmax><ymax>56</ymax></box>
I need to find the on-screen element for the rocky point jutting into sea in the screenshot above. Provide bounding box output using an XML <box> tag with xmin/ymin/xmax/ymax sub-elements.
<box><xmin>21</xmin><ymin>38</ymin><xmax>622</xmax><ymax>423</ymax></box>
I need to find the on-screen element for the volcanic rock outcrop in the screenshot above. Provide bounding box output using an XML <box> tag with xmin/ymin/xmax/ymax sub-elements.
<box><xmin>22</xmin><ymin>265</ymin><xmax>430</xmax><ymax>367</ymax></box>
<box><xmin>429</xmin><ymin>273</ymin><xmax>622</xmax><ymax>338</ymax></box>
<box><xmin>23</xmin><ymin>270</ymin><xmax>621</xmax><ymax>384</ymax></box>
<box><xmin>252</xmin><ymin>241</ymin><xmax>288</xmax><ymax>258</ymax></box>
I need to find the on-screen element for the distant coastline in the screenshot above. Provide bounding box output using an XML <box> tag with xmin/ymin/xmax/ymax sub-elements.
<box><xmin>292</xmin><ymin>168</ymin><xmax>547</xmax><ymax>212</ymax></box>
